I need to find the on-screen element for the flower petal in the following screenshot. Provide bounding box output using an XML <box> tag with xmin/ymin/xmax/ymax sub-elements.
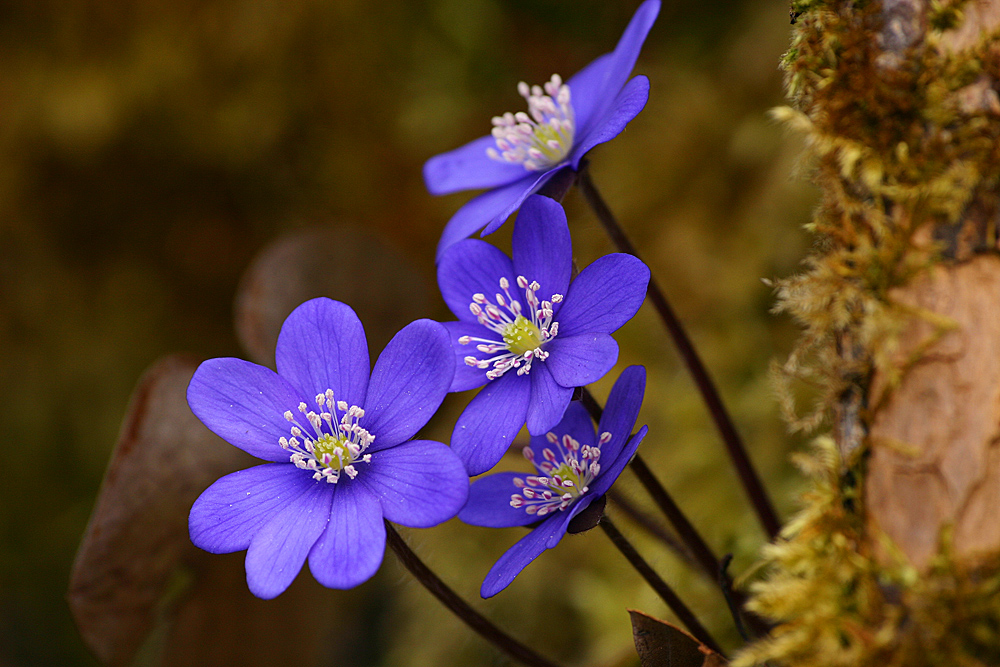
<box><xmin>244</xmin><ymin>477</ymin><xmax>333</xmax><ymax>599</ymax></box>
<box><xmin>573</xmin><ymin>0</ymin><xmax>659</xmax><ymax>137</ymax></box>
<box><xmin>451</xmin><ymin>372</ymin><xmax>530</xmax><ymax>476</ymax></box>
<box><xmin>526</xmin><ymin>361</ymin><xmax>574</xmax><ymax>435</ymax></box>
<box><xmin>187</xmin><ymin>358</ymin><xmax>307</xmax><ymax>462</ymax></box>
<box><xmin>554</xmin><ymin>254</ymin><xmax>650</xmax><ymax>337</ymax></box>
<box><xmin>441</xmin><ymin>320</ymin><xmax>491</xmax><ymax>393</ymax></box>
<box><xmin>597</xmin><ymin>365</ymin><xmax>646</xmax><ymax>464</ymax></box>
<box><xmin>361</xmin><ymin>439</ymin><xmax>469</xmax><ymax>528</ymax></box>
<box><xmin>363</xmin><ymin>320</ymin><xmax>454</xmax><ymax>451</ymax></box>
<box><xmin>459</xmin><ymin>472</ymin><xmax>539</xmax><ymax>528</ymax></box>
<box><xmin>480</xmin><ymin>510</ymin><xmax>575</xmax><ymax>598</ymax></box>
<box><xmin>189</xmin><ymin>463</ymin><xmax>312</xmax><ymax>553</ymax></box>
<box><xmin>512</xmin><ymin>195</ymin><xmax>572</xmax><ymax>305</ymax></box>
<box><xmin>545</xmin><ymin>333</ymin><xmax>619</xmax><ymax>388</ymax></box>
<box><xmin>565</xmin><ymin>52</ymin><xmax>614</xmax><ymax>136</ymax></box>
<box><xmin>571</xmin><ymin>75</ymin><xmax>650</xmax><ymax>169</ymax></box>
<box><xmin>437</xmin><ymin>239</ymin><xmax>514</xmax><ymax>322</ymax></box>
<box><xmin>424</xmin><ymin>135</ymin><xmax>530</xmax><ymax>195</ymax></box>
<box><xmin>308</xmin><ymin>481</ymin><xmax>386</xmax><ymax>590</ymax></box>
<box><xmin>525</xmin><ymin>401</ymin><xmax>596</xmax><ymax>464</ymax></box>
<box><xmin>274</xmin><ymin>298</ymin><xmax>370</xmax><ymax>409</ymax></box>
<box><xmin>481</xmin><ymin>168</ymin><xmax>561</xmax><ymax>237</ymax></box>
<box><xmin>590</xmin><ymin>425</ymin><xmax>648</xmax><ymax>498</ymax></box>
<box><xmin>435</xmin><ymin>176</ymin><xmax>533</xmax><ymax>261</ymax></box>
<box><xmin>435</xmin><ymin>169</ymin><xmax>560</xmax><ymax>261</ymax></box>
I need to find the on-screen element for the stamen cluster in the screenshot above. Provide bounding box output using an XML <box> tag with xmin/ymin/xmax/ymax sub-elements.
<box><xmin>486</xmin><ymin>74</ymin><xmax>575</xmax><ymax>171</ymax></box>
<box><xmin>510</xmin><ymin>431</ymin><xmax>611</xmax><ymax>516</ymax></box>
<box><xmin>459</xmin><ymin>275</ymin><xmax>562</xmax><ymax>379</ymax></box>
<box><xmin>279</xmin><ymin>389</ymin><xmax>374</xmax><ymax>483</ymax></box>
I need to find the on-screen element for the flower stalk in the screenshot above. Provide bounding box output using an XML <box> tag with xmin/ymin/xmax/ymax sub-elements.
<box><xmin>576</xmin><ymin>160</ymin><xmax>781</xmax><ymax>540</ymax></box>
<box><xmin>599</xmin><ymin>514</ymin><xmax>723</xmax><ymax>655</ymax></box>
<box><xmin>385</xmin><ymin>522</ymin><xmax>565</xmax><ymax>667</ymax></box>
<box><xmin>580</xmin><ymin>386</ymin><xmax>767</xmax><ymax>639</ymax></box>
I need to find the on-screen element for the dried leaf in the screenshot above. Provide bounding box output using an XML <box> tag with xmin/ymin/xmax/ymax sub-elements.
<box><xmin>234</xmin><ymin>226</ymin><xmax>431</xmax><ymax>367</ymax></box>
<box><xmin>629</xmin><ymin>609</ymin><xmax>729</xmax><ymax>667</ymax></box>
<box><xmin>68</xmin><ymin>355</ymin><xmax>252</xmax><ymax>666</ymax></box>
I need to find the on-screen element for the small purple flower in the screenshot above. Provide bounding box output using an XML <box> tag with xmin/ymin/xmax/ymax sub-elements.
<box><xmin>186</xmin><ymin>297</ymin><xmax>468</xmax><ymax>599</ymax></box>
<box><xmin>438</xmin><ymin>194</ymin><xmax>649</xmax><ymax>475</ymax></box>
<box><xmin>424</xmin><ymin>0</ymin><xmax>660</xmax><ymax>259</ymax></box>
<box><xmin>459</xmin><ymin>366</ymin><xmax>648</xmax><ymax>597</ymax></box>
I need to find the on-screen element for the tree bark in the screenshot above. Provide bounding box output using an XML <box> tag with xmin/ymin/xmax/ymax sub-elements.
<box><xmin>737</xmin><ymin>1</ymin><xmax>1000</xmax><ymax>665</ymax></box>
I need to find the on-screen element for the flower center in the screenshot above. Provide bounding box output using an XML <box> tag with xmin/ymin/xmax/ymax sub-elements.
<box><xmin>459</xmin><ymin>275</ymin><xmax>562</xmax><ymax>380</ymax></box>
<box><xmin>509</xmin><ymin>430</ymin><xmax>612</xmax><ymax>517</ymax></box>
<box><xmin>502</xmin><ymin>315</ymin><xmax>543</xmax><ymax>357</ymax></box>
<box><xmin>486</xmin><ymin>74</ymin><xmax>575</xmax><ymax>172</ymax></box>
<box><xmin>279</xmin><ymin>389</ymin><xmax>374</xmax><ymax>483</ymax></box>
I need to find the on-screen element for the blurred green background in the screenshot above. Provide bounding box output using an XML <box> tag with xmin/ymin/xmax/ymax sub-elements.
<box><xmin>0</xmin><ymin>0</ymin><xmax>816</xmax><ymax>665</ymax></box>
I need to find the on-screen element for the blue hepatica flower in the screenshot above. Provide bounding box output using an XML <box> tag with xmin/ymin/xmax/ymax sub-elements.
<box><xmin>459</xmin><ymin>366</ymin><xmax>648</xmax><ymax>597</ymax></box>
<box><xmin>424</xmin><ymin>0</ymin><xmax>660</xmax><ymax>259</ymax></box>
<box><xmin>186</xmin><ymin>297</ymin><xmax>468</xmax><ymax>599</ymax></box>
<box><xmin>438</xmin><ymin>194</ymin><xmax>649</xmax><ymax>476</ymax></box>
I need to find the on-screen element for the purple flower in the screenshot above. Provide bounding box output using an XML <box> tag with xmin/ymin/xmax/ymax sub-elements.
<box><xmin>438</xmin><ymin>194</ymin><xmax>649</xmax><ymax>476</ymax></box>
<box><xmin>186</xmin><ymin>297</ymin><xmax>469</xmax><ymax>599</ymax></box>
<box><xmin>459</xmin><ymin>366</ymin><xmax>648</xmax><ymax>597</ymax></box>
<box><xmin>424</xmin><ymin>0</ymin><xmax>660</xmax><ymax>259</ymax></box>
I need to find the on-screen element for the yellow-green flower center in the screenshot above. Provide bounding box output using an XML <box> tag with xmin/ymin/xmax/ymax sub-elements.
<box><xmin>502</xmin><ymin>315</ymin><xmax>544</xmax><ymax>357</ymax></box>
<box><xmin>486</xmin><ymin>74</ymin><xmax>575</xmax><ymax>172</ymax></box>
<box><xmin>280</xmin><ymin>390</ymin><xmax>375</xmax><ymax>484</ymax></box>
<box><xmin>312</xmin><ymin>434</ymin><xmax>353</xmax><ymax>470</ymax></box>
<box><xmin>550</xmin><ymin>463</ymin><xmax>586</xmax><ymax>498</ymax></box>
<box><xmin>509</xmin><ymin>431</ymin><xmax>610</xmax><ymax>517</ymax></box>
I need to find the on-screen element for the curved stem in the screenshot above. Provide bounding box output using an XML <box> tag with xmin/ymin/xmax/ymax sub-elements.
<box><xmin>575</xmin><ymin>161</ymin><xmax>781</xmax><ymax>540</ymax></box>
<box><xmin>606</xmin><ymin>490</ymin><xmax>697</xmax><ymax>567</ymax></box>
<box><xmin>385</xmin><ymin>522</ymin><xmax>565</xmax><ymax>667</ymax></box>
<box><xmin>580</xmin><ymin>387</ymin><xmax>768</xmax><ymax>640</ymax></box>
<box><xmin>579</xmin><ymin>388</ymin><xmax>720</xmax><ymax>580</ymax></box>
<box><xmin>600</xmin><ymin>515</ymin><xmax>724</xmax><ymax>656</ymax></box>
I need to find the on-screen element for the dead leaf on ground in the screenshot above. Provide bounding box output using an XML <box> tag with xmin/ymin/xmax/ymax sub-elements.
<box><xmin>630</xmin><ymin>609</ymin><xmax>729</xmax><ymax>667</ymax></box>
<box><xmin>68</xmin><ymin>355</ymin><xmax>251</xmax><ymax>665</ymax></box>
<box><xmin>67</xmin><ymin>355</ymin><xmax>348</xmax><ymax>667</ymax></box>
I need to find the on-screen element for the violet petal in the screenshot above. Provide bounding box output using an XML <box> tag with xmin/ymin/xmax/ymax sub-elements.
<box><xmin>363</xmin><ymin>320</ymin><xmax>453</xmax><ymax>451</ymax></box>
<box><xmin>187</xmin><ymin>358</ymin><xmax>306</xmax><ymax>462</ymax></box>
<box><xmin>451</xmin><ymin>372</ymin><xmax>530</xmax><ymax>476</ymax></box>
<box><xmin>361</xmin><ymin>439</ymin><xmax>469</xmax><ymax>528</ymax></box>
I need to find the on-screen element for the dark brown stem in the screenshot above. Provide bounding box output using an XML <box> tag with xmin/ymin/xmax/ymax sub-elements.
<box><xmin>606</xmin><ymin>490</ymin><xmax>697</xmax><ymax>567</ymax></box>
<box><xmin>719</xmin><ymin>554</ymin><xmax>750</xmax><ymax>642</ymax></box>
<box><xmin>385</xmin><ymin>522</ymin><xmax>565</xmax><ymax>667</ymax></box>
<box><xmin>580</xmin><ymin>387</ymin><xmax>768</xmax><ymax>639</ymax></box>
<box><xmin>600</xmin><ymin>515</ymin><xmax>724</xmax><ymax>656</ymax></box>
<box><xmin>579</xmin><ymin>388</ymin><xmax>720</xmax><ymax>580</ymax></box>
<box><xmin>575</xmin><ymin>161</ymin><xmax>781</xmax><ymax>540</ymax></box>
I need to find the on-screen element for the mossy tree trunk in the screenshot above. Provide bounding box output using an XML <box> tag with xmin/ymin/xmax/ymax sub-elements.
<box><xmin>736</xmin><ymin>2</ymin><xmax>1000</xmax><ymax>665</ymax></box>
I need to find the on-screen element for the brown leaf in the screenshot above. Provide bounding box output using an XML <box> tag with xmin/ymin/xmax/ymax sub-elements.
<box><xmin>234</xmin><ymin>226</ymin><xmax>431</xmax><ymax>367</ymax></box>
<box><xmin>68</xmin><ymin>355</ymin><xmax>251</xmax><ymax>666</ymax></box>
<box><xmin>629</xmin><ymin>609</ymin><xmax>729</xmax><ymax>667</ymax></box>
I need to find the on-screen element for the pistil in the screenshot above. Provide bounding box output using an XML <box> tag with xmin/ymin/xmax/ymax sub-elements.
<box><xmin>279</xmin><ymin>389</ymin><xmax>374</xmax><ymax>483</ymax></box>
<box><xmin>459</xmin><ymin>275</ymin><xmax>562</xmax><ymax>379</ymax></box>
<box><xmin>510</xmin><ymin>431</ymin><xmax>612</xmax><ymax>516</ymax></box>
<box><xmin>486</xmin><ymin>74</ymin><xmax>575</xmax><ymax>171</ymax></box>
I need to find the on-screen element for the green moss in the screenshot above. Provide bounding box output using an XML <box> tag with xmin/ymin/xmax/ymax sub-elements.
<box><xmin>929</xmin><ymin>0</ymin><xmax>972</xmax><ymax>32</ymax></box>
<box><xmin>771</xmin><ymin>0</ymin><xmax>1000</xmax><ymax>431</ymax></box>
<box><xmin>743</xmin><ymin>1</ymin><xmax>1000</xmax><ymax>664</ymax></box>
<box><xmin>734</xmin><ymin>442</ymin><xmax>1000</xmax><ymax>667</ymax></box>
